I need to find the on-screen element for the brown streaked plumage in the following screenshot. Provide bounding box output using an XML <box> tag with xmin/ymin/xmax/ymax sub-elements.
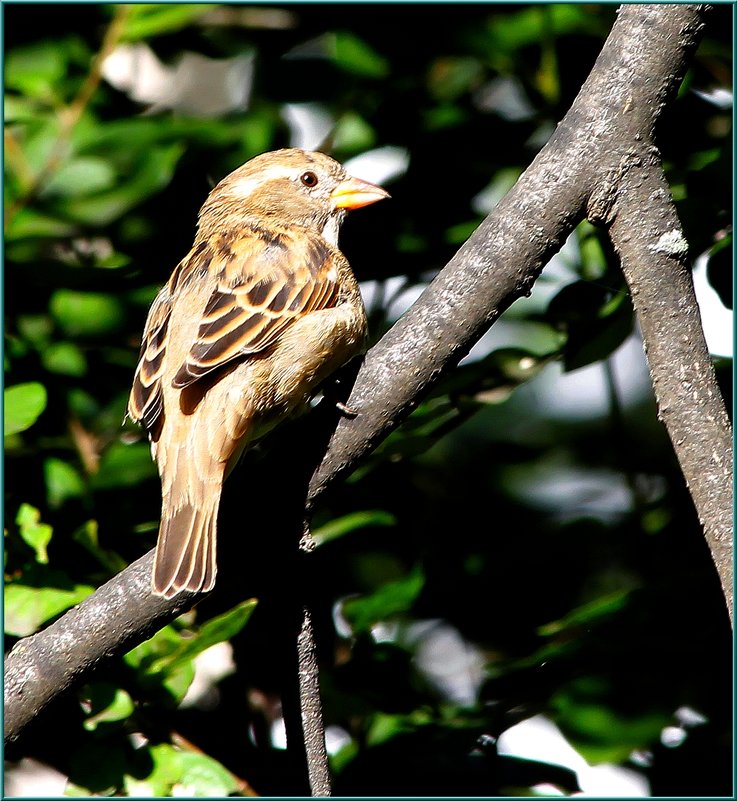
<box><xmin>127</xmin><ymin>148</ymin><xmax>389</xmax><ymax>598</ymax></box>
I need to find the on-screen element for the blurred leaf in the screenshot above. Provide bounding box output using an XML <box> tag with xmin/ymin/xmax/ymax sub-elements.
<box><xmin>91</xmin><ymin>441</ymin><xmax>157</xmax><ymax>490</ymax></box>
<box><xmin>4</xmin><ymin>93</ymin><xmax>42</xmax><ymax>123</ymax></box>
<box><xmin>314</xmin><ymin>510</ymin><xmax>397</xmax><ymax>546</ymax></box>
<box><xmin>553</xmin><ymin>680</ymin><xmax>670</xmax><ymax>764</ymax></box>
<box><xmin>343</xmin><ymin>566</ymin><xmax>425</xmax><ymax>634</ymax></box>
<box><xmin>5</xmin><ymin>577</ymin><xmax>94</xmax><ymax>637</ymax></box>
<box><xmin>547</xmin><ymin>280</ymin><xmax>634</xmax><ymax>371</ymax></box>
<box><xmin>44</xmin><ymin>457</ymin><xmax>86</xmax><ymax>508</ymax></box>
<box><xmin>4</xmin><ymin>207</ymin><xmax>77</xmax><ymax>240</ymax></box>
<box><xmin>538</xmin><ymin>588</ymin><xmax>634</xmax><ymax>636</ymax></box>
<box><xmin>42</xmin><ymin>156</ymin><xmax>117</xmax><ymax>198</ymax></box>
<box><xmin>333</xmin><ymin>112</ymin><xmax>376</xmax><ymax>153</ymax></box>
<box><xmin>15</xmin><ymin>503</ymin><xmax>53</xmax><ymax>564</ymax></box>
<box><xmin>41</xmin><ymin>341</ymin><xmax>88</xmax><ymax>376</ymax></box>
<box><xmin>437</xmin><ymin>346</ymin><xmax>557</xmax><ymax>405</ymax></box>
<box><xmin>50</xmin><ymin>290</ymin><xmax>126</xmax><ymax>337</ymax></box>
<box><xmin>5</xmin><ymin>42</ymin><xmax>66</xmax><ymax>100</ymax></box>
<box><xmin>428</xmin><ymin>56</ymin><xmax>484</xmax><ymax>101</ymax></box>
<box><xmin>333</xmin><ymin>31</ymin><xmax>389</xmax><ymax>77</ymax></box>
<box><xmin>4</xmin><ymin>382</ymin><xmax>47</xmax><ymax>437</ymax></box>
<box><xmin>15</xmin><ymin>116</ymin><xmax>62</xmax><ymax>175</ymax></box>
<box><xmin>16</xmin><ymin>314</ymin><xmax>54</xmax><ymax>350</ymax></box>
<box><xmin>73</xmin><ymin>520</ymin><xmax>127</xmax><ymax>574</ymax></box>
<box><xmin>62</xmin><ymin>143</ymin><xmax>185</xmax><ymax>225</ymax></box>
<box><xmin>121</xmin><ymin>4</ymin><xmax>213</xmax><ymax>41</ymax></box>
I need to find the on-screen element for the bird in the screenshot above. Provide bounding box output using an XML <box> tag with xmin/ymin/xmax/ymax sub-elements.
<box><xmin>127</xmin><ymin>148</ymin><xmax>389</xmax><ymax>598</ymax></box>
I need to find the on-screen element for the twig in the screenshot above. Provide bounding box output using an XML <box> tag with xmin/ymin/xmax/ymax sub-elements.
<box><xmin>295</xmin><ymin>605</ymin><xmax>331</xmax><ymax>796</ymax></box>
<box><xmin>5</xmin><ymin>5</ymin><xmax>131</xmax><ymax>224</ymax></box>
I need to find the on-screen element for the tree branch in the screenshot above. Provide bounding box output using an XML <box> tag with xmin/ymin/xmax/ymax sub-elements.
<box><xmin>6</xmin><ymin>4</ymin><xmax>728</xmax><ymax>751</ymax></box>
<box><xmin>609</xmin><ymin>161</ymin><xmax>733</xmax><ymax>621</ymax></box>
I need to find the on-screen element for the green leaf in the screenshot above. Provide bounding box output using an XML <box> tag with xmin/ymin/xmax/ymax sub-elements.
<box><xmin>546</xmin><ymin>280</ymin><xmax>634</xmax><ymax>372</ymax></box>
<box><xmin>42</xmin><ymin>156</ymin><xmax>116</xmax><ymax>198</ymax></box>
<box><xmin>123</xmin><ymin>743</ymin><xmax>239</xmax><ymax>797</ymax></box>
<box><xmin>4</xmin><ymin>382</ymin><xmax>47</xmax><ymax>437</ymax></box>
<box><xmin>44</xmin><ymin>457</ymin><xmax>86</xmax><ymax>508</ymax></box>
<box><xmin>333</xmin><ymin>112</ymin><xmax>376</xmax><ymax>154</ymax></box>
<box><xmin>62</xmin><ymin>143</ymin><xmax>185</xmax><ymax>225</ymax></box>
<box><xmin>50</xmin><ymin>290</ymin><xmax>126</xmax><ymax>337</ymax></box>
<box><xmin>4</xmin><ymin>207</ymin><xmax>77</xmax><ymax>241</ymax></box>
<box><xmin>332</xmin><ymin>31</ymin><xmax>389</xmax><ymax>77</ymax></box>
<box><xmin>428</xmin><ymin>56</ymin><xmax>484</xmax><ymax>101</ymax></box>
<box><xmin>124</xmin><ymin>624</ymin><xmax>196</xmax><ymax>704</ymax></box>
<box><xmin>15</xmin><ymin>503</ymin><xmax>53</xmax><ymax>563</ymax></box>
<box><xmin>313</xmin><ymin>510</ymin><xmax>397</xmax><ymax>546</ymax></box>
<box><xmin>81</xmin><ymin>683</ymin><xmax>135</xmax><ymax>731</ymax></box>
<box><xmin>5</xmin><ymin>42</ymin><xmax>66</xmax><ymax>99</ymax></box>
<box><xmin>177</xmin><ymin>752</ymin><xmax>240</xmax><ymax>797</ymax></box>
<box><xmin>41</xmin><ymin>341</ymin><xmax>88</xmax><ymax>376</ymax></box>
<box><xmin>91</xmin><ymin>441</ymin><xmax>157</xmax><ymax>490</ymax></box>
<box><xmin>121</xmin><ymin>4</ymin><xmax>213</xmax><ymax>41</ymax></box>
<box><xmin>5</xmin><ymin>579</ymin><xmax>94</xmax><ymax>637</ymax></box>
<box><xmin>538</xmin><ymin>589</ymin><xmax>634</xmax><ymax>637</ymax></box>
<box><xmin>342</xmin><ymin>566</ymin><xmax>425</xmax><ymax>634</ymax></box>
<box><xmin>155</xmin><ymin>598</ymin><xmax>258</xmax><ymax>673</ymax></box>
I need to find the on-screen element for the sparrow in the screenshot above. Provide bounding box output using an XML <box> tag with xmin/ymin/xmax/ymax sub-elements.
<box><xmin>127</xmin><ymin>148</ymin><xmax>389</xmax><ymax>598</ymax></box>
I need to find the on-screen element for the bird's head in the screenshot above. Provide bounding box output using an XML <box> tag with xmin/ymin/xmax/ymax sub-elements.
<box><xmin>197</xmin><ymin>148</ymin><xmax>389</xmax><ymax>243</ymax></box>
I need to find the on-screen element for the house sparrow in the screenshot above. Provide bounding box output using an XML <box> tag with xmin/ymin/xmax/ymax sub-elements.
<box><xmin>127</xmin><ymin>148</ymin><xmax>389</xmax><ymax>598</ymax></box>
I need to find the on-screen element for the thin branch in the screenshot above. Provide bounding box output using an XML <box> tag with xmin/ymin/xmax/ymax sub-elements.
<box><xmin>609</xmin><ymin>159</ymin><xmax>733</xmax><ymax>621</ymax></box>
<box><xmin>295</xmin><ymin>605</ymin><xmax>331</xmax><ymax>796</ymax></box>
<box><xmin>5</xmin><ymin>5</ymin><xmax>131</xmax><ymax>224</ymax></box>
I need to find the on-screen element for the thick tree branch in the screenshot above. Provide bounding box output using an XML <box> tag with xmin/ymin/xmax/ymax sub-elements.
<box><xmin>609</xmin><ymin>162</ymin><xmax>733</xmax><ymax>621</ymax></box>
<box><xmin>6</xmin><ymin>4</ymin><xmax>728</xmax><ymax>749</ymax></box>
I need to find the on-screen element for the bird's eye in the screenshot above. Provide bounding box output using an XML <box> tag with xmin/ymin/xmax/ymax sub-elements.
<box><xmin>300</xmin><ymin>171</ymin><xmax>319</xmax><ymax>188</ymax></box>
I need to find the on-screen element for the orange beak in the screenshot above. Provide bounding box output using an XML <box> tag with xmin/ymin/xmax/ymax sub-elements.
<box><xmin>331</xmin><ymin>176</ymin><xmax>391</xmax><ymax>210</ymax></box>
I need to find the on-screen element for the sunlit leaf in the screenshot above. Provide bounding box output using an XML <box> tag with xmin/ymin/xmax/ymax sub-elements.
<box><xmin>333</xmin><ymin>31</ymin><xmax>389</xmax><ymax>77</ymax></box>
<box><xmin>91</xmin><ymin>441</ymin><xmax>157</xmax><ymax>489</ymax></box>
<box><xmin>15</xmin><ymin>503</ymin><xmax>53</xmax><ymax>564</ymax></box>
<box><xmin>342</xmin><ymin>566</ymin><xmax>425</xmax><ymax>634</ymax></box>
<box><xmin>4</xmin><ymin>208</ymin><xmax>77</xmax><ymax>240</ymax></box>
<box><xmin>44</xmin><ymin>457</ymin><xmax>86</xmax><ymax>508</ymax></box>
<box><xmin>42</xmin><ymin>156</ymin><xmax>117</xmax><ymax>198</ymax></box>
<box><xmin>81</xmin><ymin>683</ymin><xmax>135</xmax><ymax>731</ymax></box>
<box><xmin>154</xmin><ymin>599</ymin><xmax>258</xmax><ymax>673</ymax></box>
<box><xmin>313</xmin><ymin>510</ymin><xmax>396</xmax><ymax>546</ymax></box>
<box><xmin>50</xmin><ymin>290</ymin><xmax>126</xmax><ymax>337</ymax></box>
<box><xmin>4</xmin><ymin>382</ymin><xmax>47</xmax><ymax>437</ymax></box>
<box><xmin>62</xmin><ymin>143</ymin><xmax>185</xmax><ymax>225</ymax></box>
<box><xmin>41</xmin><ymin>341</ymin><xmax>88</xmax><ymax>376</ymax></box>
<box><xmin>5</xmin><ymin>579</ymin><xmax>94</xmax><ymax>637</ymax></box>
<box><xmin>5</xmin><ymin>42</ymin><xmax>66</xmax><ymax>99</ymax></box>
<box><xmin>121</xmin><ymin>4</ymin><xmax>213</xmax><ymax>41</ymax></box>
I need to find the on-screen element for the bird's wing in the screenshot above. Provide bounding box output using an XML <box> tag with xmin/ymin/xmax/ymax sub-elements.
<box><xmin>172</xmin><ymin>225</ymin><xmax>340</xmax><ymax>389</ymax></box>
<box><xmin>127</xmin><ymin>281</ymin><xmax>174</xmax><ymax>430</ymax></box>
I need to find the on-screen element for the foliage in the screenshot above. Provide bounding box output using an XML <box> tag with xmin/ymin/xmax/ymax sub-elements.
<box><xmin>4</xmin><ymin>4</ymin><xmax>732</xmax><ymax>797</ymax></box>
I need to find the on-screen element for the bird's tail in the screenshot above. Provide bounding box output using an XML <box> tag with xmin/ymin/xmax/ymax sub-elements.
<box><xmin>152</xmin><ymin>491</ymin><xmax>220</xmax><ymax>599</ymax></box>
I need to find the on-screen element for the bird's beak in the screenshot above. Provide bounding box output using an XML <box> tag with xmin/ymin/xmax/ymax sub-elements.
<box><xmin>331</xmin><ymin>176</ymin><xmax>391</xmax><ymax>210</ymax></box>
